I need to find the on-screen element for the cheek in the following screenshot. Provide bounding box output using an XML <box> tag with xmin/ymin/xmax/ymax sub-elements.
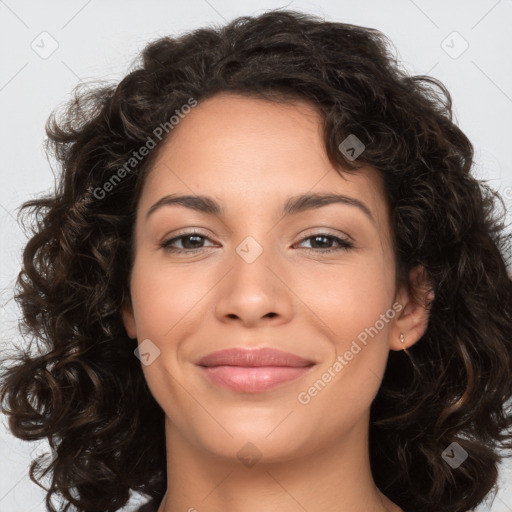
<box><xmin>128</xmin><ymin>257</ymin><xmax>207</xmax><ymax>420</ymax></box>
<box><xmin>304</xmin><ymin>254</ymin><xmax>395</xmax><ymax>411</ymax></box>
<box><xmin>129</xmin><ymin>255</ymin><xmax>211</xmax><ymax>340</ymax></box>
<box><xmin>311</xmin><ymin>255</ymin><xmax>396</xmax><ymax>342</ymax></box>
<box><xmin>297</xmin><ymin>262</ymin><xmax>395</xmax><ymax>424</ymax></box>
<box><xmin>347</xmin><ymin>265</ymin><xmax>393</xmax><ymax>326</ymax></box>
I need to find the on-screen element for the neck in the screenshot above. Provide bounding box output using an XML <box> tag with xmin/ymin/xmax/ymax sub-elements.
<box><xmin>157</xmin><ymin>413</ymin><xmax>402</xmax><ymax>512</ymax></box>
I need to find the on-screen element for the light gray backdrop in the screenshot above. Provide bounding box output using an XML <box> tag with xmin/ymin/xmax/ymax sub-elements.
<box><xmin>1</xmin><ymin>0</ymin><xmax>511</xmax><ymax>511</ymax></box>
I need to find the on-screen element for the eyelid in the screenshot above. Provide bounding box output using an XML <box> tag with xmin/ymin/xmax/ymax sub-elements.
<box><xmin>162</xmin><ymin>226</ymin><xmax>353</xmax><ymax>242</ymax></box>
<box><xmin>160</xmin><ymin>228</ymin><xmax>355</xmax><ymax>254</ymax></box>
<box><xmin>296</xmin><ymin>227</ymin><xmax>354</xmax><ymax>243</ymax></box>
<box><xmin>160</xmin><ymin>228</ymin><xmax>216</xmax><ymax>248</ymax></box>
<box><xmin>293</xmin><ymin>232</ymin><xmax>354</xmax><ymax>252</ymax></box>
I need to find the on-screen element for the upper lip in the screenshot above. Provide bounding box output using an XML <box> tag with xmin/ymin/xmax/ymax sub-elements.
<box><xmin>197</xmin><ymin>347</ymin><xmax>314</xmax><ymax>368</ymax></box>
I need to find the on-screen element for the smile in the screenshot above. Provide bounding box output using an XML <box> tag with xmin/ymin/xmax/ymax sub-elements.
<box><xmin>196</xmin><ymin>347</ymin><xmax>316</xmax><ymax>393</ymax></box>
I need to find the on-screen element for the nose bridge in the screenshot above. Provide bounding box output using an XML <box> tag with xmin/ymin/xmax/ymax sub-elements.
<box><xmin>226</xmin><ymin>206</ymin><xmax>279</xmax><ymax>272</ymax></box>
<box><xmin>214</xmin><ymin>230</ymin><xmax>293</xmax><ymax>325</ymax></box>
<box><xmin>230</xmin><ymin>232</ymin><xmax>279</xmax><ymax>291</ymax></box>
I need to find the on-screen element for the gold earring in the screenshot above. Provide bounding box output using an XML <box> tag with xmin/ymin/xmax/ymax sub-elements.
<box><xmin>399</xmin><ymin>333</ymin><xmax>406</xmax><ymax>349</ymax></box>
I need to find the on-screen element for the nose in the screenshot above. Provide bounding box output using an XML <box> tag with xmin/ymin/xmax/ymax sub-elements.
<box><xmin>214</xmin><ymin>240</ymin><xmax>294</xmax><ymax>328</ymax></box>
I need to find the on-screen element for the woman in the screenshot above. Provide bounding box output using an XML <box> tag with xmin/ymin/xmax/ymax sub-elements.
<box><xmin>1</xmin><ymin>9</ymin><xmax>511</xmax><ymax>512</ymax></box>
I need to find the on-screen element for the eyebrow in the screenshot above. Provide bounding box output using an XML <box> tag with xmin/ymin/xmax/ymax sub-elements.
<box><xmin>146</xmin><ymin>193</ymin><xmax>375</xmax><ymax>224</ymax></box>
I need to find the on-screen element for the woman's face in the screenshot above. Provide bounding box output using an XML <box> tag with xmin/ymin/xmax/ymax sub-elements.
<box><xmin>123</xmin><ymin>93</ymin><xmax>405</xmax><ymax>463</ymax></box>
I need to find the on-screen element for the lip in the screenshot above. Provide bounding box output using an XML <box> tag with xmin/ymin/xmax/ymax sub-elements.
<box><xmin>197</xmin><ymin>347</ymin><xmax>314</xmax><ymax>368</ymax></box>
<box><xmin>196</xmin><ymin>347</ymin><xmax>315</xmax><ymax>393</ymax></box>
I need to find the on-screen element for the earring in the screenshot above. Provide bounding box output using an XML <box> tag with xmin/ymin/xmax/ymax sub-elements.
<box><xmin>399</xmin><ymin>333</ymin><xmax>406</xmax><ymax>349</ymax></box>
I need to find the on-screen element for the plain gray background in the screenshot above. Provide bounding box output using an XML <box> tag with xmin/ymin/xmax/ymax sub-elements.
<box><xmin>1</xmin><ymin>0</ymin><xmax>511</xmax><ymax>510</ymax></box>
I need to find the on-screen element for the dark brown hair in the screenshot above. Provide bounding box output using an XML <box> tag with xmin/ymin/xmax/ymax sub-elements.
<box><xmin>1</xmin><ymin>9</ymin><xmax>511</xmax><ymax>512</ymax></box>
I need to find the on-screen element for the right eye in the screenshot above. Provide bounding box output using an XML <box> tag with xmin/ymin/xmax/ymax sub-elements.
<box><xmin>160</xmin><ymin>231</ymin><xmax>217</xmax><ymax>253</ymax></box>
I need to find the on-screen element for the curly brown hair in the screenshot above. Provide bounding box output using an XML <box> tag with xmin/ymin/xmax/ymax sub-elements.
<box><xmin>1</xmin><ymin>8</ymin><xmax>512</xmax><ymax>512</ymax></box>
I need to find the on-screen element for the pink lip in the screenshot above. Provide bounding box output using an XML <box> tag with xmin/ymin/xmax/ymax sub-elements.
<box><xmin>197</xmin><ymin>347</ymin><xmax>314</xmax><ymax>367</ymax></box>
<box><xmin>196</xmin><ymin>348</ymin><xmax>315</xmax><ymax>393</ymax></box>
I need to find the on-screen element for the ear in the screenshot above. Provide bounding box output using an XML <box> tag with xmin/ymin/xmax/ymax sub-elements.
<box><xmin>121</xmin><ymin>299</ymin><xmax>137</xmax><ymax>339</ymax></box>
<box><xmin>389</xmin><ymin>265</ymin><xmax>434</xmax><ymax>351</ymax></box>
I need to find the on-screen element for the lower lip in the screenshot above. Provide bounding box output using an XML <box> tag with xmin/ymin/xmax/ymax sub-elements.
<box><xmin>199</xmin><ymin>365</ymin><xmax>313</xmax><ymax>393</ymax></box>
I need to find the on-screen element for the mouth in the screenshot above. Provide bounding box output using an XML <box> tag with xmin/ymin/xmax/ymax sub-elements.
<box><xmin>196</xmin><ymin>347</ymin><xmax>316</xmax><ymax>393</ymax></box>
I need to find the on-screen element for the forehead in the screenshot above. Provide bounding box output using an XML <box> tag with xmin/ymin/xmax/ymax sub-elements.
<box><xmin>139</xmin><ymin>93</ymin><xmax>389</xmax><ymax>223</ymax></box>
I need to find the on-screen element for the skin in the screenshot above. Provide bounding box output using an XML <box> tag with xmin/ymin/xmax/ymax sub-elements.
<box><xmin>122</xmin><ymin>93</ymin><xmax>432</xmax><ymax>512</ymax></box>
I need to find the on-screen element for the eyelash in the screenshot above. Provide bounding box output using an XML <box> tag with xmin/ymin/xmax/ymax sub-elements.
<box><xmin>160</xmin><ymin>231</ymin><xmax>354</xmax><ymax>254</ymax></box>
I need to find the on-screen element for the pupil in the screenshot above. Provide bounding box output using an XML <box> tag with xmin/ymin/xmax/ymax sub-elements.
<box><xmin>184</xmin><ymin>235</ymin><xmax>202</xmax><ymax>248</ymax></box>
<box><xmin>314</xmin><ymin>236</ymin><xmax>329</xmax><ymax>248</ymax></box>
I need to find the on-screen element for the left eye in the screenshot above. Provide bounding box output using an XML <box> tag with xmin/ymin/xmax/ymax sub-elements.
<box><xmin>160</xmin><ymin>232</ymin><xmax>354</xmax><ymax>253</ymax></box>
<box><xmin>161</xmin><ymin>232</ymin><xmax>215</xmax><ymax>252</ymax></box>
<box><xmin>295</xmin><ymin>234</ymin><xmax>354</xmax><ymax>253</ymax></box>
